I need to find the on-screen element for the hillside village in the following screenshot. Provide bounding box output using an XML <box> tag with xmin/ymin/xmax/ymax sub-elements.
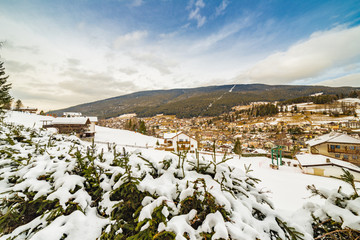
<box><xmin>13</xmin><ymin>96</ymin><xmax>360</xmax><ymax>181</ymax></box>
<box><xmin>100</xmin><ymin>97</ymin><xmax>360</xmax><ymax>155</ymax></box>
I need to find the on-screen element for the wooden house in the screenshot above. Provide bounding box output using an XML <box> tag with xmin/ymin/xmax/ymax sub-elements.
<box><xmin>42</xmin><ymin>117</ymin><xmax>94</xmax><ymax>138</ymax></box>
<box><xmin>19</xmin><ymin>107</ymin><xmax>38</xmax><ymax>114</ymax></box>
<box><xmin>306</xmin><ymin>132</ymin><xmax>360</xmax><ymax>166</ymax></box>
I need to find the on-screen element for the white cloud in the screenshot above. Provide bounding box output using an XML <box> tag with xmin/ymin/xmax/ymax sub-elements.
<box><xmin>117</xmin><ymin>0</ymin><xmax>144</xmax><ymax>7</ymax></box>
<box><xmin>243</xmin><ymin>25</ymin><xmax>360</xmax><ymax>84</ymax></box>
<box><xmin>113</xmin><ymin>31</ymin><xmax>148</xmax><ymax>49</ymax></box>
<box><xmin>131</xmin><ymin>0</ymin><xmax>143</xmax><ymax>7</ymax></box>
<box><xmin>190</xmin><ymin>17</ymin><xmax>251</xmax><ymax>52</ymax></box>
<box><xmin>215</xmin><ymin>0</ymin><xmax>229</xmax><ymax>16</ymax></box>
<box><xmin>316</xmin><ymin>73</ymin><xmax>360</xmax><ymax>87</ymax></box>
<box><xmin>188</xmin><ymin>0</ymin><xmax>206</xmax><ymax>27</ymax></box>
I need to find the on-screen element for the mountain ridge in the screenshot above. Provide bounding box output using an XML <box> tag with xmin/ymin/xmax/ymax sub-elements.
<box><xmin>49</xmin><ymin>84</ymin><xmax>358</xmax><ymax>118</ymax></box>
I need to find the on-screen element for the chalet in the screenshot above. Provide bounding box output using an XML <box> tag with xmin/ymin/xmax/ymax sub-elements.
<box><xmin>306</xmin><ymin>132</ymin><xmax>360</xmax><ymax>166</ymax></box>
<box><xmin>163</xmin><ymin>131</ymin><xmax>198</xmax><ymax>153</ymax></box>
<box><xmin>296</xmin><ymin>154</ymin><xmax>360</xmax><ymax>181</ymax></box>
<box><xmin>19</xmin><ymin>107</ymin><xmax>37</xmax><ymax>114</ymax></box>
<box><xmin>42</xmin><ymin>117</ymin><xmax>94</xmax><ymax>138</ymax></box>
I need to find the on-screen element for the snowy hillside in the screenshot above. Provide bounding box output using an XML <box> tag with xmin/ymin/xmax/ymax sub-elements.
<box><xmin>94</xmin><ymin>125</ymin><xmax>159</xmax><ymax>147</ymax></box>
<box><xmin>4</xmin><ymin>111</ymin><xmax>160</xmax><ymax>147</ymax></box>
<box><xmin>1</xmin><ymin>112</ymin><xmax>360</xmax><ymax>239</ymax></box>
<box><xmin>4</xmin><ymin>110</ymin><xmax>54</xmax><ymax>128</ymax></box>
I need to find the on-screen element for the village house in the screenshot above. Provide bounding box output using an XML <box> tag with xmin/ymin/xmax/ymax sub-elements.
<box><xmin>42</xmin><ymin>117</ymin><xmax>95</xmax><ymax>138</ymax></box>
<box><xmin>306</xmin><ymin>132</ymin><xmax>360</xmax><ymax>166</ymax></box>
<box><xmin>63</xmin><ymin>112</ymin><xmax>83</xmax><ymax>117</ymax></box>
<box><xmin>18</xmin><ymin>107</ymin><xmax>38</xmax><ymax>114</ymax></box>
<box><xmin>162</xmin><ymin>131</ymin><xmax>198</xmax><ymax>153</ymax></box>
<box><xmin>341</xmin><ymin>120</ymin><xmax>360</xmax><ymax>129</ymax></box>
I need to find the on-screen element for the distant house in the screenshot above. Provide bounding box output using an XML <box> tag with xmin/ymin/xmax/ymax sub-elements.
<box><xmin>341</xmin><ymin>120</ymin><xmax>360</xmax><ymax>129</ymax></box>
<box><xmin>87</xmin><ymin>116</ymin><xmax>98</xmax><ymax>133</ymax></box>
<box><xmin>42</xmin><ymin>117</ymin><xmax>94</xmax><ymax>138</ymax></box>
<box><xmin>296</xmin><ymin>154</ymin><xmax>360</xmax><ymax>181</ymax></box>
<box><xmin>306</xmin><ymin>132</ymin><xmax>360</xmax><ymax>166</ymax></box>
<box><xmin>63</xmin><ymin>112</ymin><xmax>83</xmax><ymax>117</ymax></box>
<box><xmin>19</xmin><ymin>107</ymin><xmax>37</xmax><ymax>114</ymax></box>
<box><xmin>163</xmin><ymin>131</ymin><xmax>198</xmax><ymax>153</ymax></box>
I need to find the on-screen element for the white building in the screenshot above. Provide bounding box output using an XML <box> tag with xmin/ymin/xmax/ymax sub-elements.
<box><xmin>88</xmin><ymin>116</ymin><xmax>98</xmax><ymax>133</ymax></box>
<box><xmin>63</xmin><ymin>112</ymin><xmax>83</xmax><ymax>117</ymax></box>
<box><xmin>163</xmin><ymin>131</ymin><xmax>198</xmax><ymax>153</ymax></box>
<box><xmin>296</xmin><ymin>154</ymin><xmax>360</xmax><ymax>181</ymax></box>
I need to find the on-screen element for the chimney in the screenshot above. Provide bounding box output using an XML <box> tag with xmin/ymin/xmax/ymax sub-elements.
<box><xmin>326</xmin><ymin>158</ymin><xmax>331</xmax><ymax>163</ymax></box>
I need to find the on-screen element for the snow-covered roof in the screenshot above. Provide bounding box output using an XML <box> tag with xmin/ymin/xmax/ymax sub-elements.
<box><xmin>88</xmin><ymin>116</ymin><xmax>98</xmax><ymax>122</ymax></box>
<box><xmin>19</xmin><ymin>107</ymin><xmax>37</xmax><ymax>110</ymax></box>
<box><xmin>52</xmin><ymin>117</ymin><xmax>90</xmax><ymax>125</ymax></box>
<box><xmin>253</xmin><ymin>149</ymin><xmax>268</xmax><ymax>154</ymax></box>
<box><xmin>296</xmin><ymin>154</ymin><xmax>360</xmax><ymax>173</ymax></box>
<box><xmin>337</xmin><ymin>98</ymin><xmax>360</xmax><ymax>104</ymax></box>
<box><xmin>163</xmin><ymin>131</ymin><xmax>182</xmax><ymax>139</ymax></box>
<box><xmin>63</xmin><ymin>112</ymin><xmax>82</xmax><ymax>116</ymax></box>
<box><xmin>306</xmin><ymin>132</ymin><xmax>360</xmax><ymax>146</ymax></box>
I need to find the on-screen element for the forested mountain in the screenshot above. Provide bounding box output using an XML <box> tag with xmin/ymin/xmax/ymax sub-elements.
<box><xmin>50</xmin><ymin>84</ymin><xmax>358</xmax><ymax>119</ymax></box>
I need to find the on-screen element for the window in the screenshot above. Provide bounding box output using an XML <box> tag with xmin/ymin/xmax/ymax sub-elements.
<box><xmin>336</xmin><ymin>145</ymin><xmax>340</xmax><ymax>149</ymax></box>
<box><xmin>343</xmin><ymin>154</ymin><xmax>348</xmax><ymax>160</ymax></box>
<box><xmin>330</xmin><ymin>145</ymin><xmax>335</xmax><ymax>150</ymax></box>
<box><xmin>335</xmin><ymin>154</ymin><xmax>340</xmax><ymax>158</ymax></box>
<box><xmin>349</xmin><ymin>146</ymin><xmax>355</xmax><ymax>150</ymax></box>
<box><xmin>352</xmin><ymin>155</ymin><xmax>358</xmax><ymax>160</ymax></box>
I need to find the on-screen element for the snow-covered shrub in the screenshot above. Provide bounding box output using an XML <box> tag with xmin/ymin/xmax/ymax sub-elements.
<box><xmin>305</xmin><ymin>169</ymin><xmax>360</xmax><ymax>239</ymax></box>
<box><xmin>0</xmin><ymin>121</ymin><xmax>309</xmax><ymax>239</ymax></box>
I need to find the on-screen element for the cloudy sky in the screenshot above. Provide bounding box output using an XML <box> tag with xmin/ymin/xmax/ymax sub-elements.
<box><xmin>1</xmin><ymin>0</ymin><xmax>360</xmax><ymax>110</ymax></box>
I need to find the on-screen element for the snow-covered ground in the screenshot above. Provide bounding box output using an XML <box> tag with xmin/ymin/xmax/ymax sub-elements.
<box><xmin>3</xmin><ymin>111</ymin><xmax>359</xmax><ymax>216</ymax></box>
<box><xmin>338</xmin><ymin>98</ymin><xmax>360</xmax><ymax>104</ymax></box>
<box><xmin>4</xmin><ymin>110</ymin><xmax>54</xmax><ymax>128</ymax></box>
<box><xmin>134</xmin><ymin>149</ymin><xmax>358</xmax><ymax>215</ymax></box>
<box><xmin>94</xmin><ymin>125</ymin><xmax>159</xmax><ymax>147</ymax></box>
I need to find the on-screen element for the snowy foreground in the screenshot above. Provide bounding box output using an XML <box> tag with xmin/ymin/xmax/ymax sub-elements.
<box><xmin>1</xmin><ymin>111</ymin><xmax>360</xmax><ymax>239</ymax></box>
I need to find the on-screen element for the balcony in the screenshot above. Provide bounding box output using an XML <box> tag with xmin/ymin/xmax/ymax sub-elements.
<box><xmin>328</xmin><ymin>148</ymin><xmax>360</xmax><ymax>154</ymax></box>
<box><xmin>177</xmin><ymin>146</ymin><xmax>190</xmax><ymax>151</ymax></box>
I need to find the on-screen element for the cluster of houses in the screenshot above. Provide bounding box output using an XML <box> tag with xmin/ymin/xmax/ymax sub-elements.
<box><xmin>154</xmin><ymin>129</ymin><xmax>360</xmax><ymax>181</ymax></box>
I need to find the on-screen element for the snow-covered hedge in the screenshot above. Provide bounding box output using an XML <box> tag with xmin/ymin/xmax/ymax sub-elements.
<box><xmin>0</xmin><ymin>121</ymin><xmax>358</xmax><ymax>239</ymax></box>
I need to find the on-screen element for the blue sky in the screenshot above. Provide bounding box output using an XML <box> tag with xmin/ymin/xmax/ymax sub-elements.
<box><xmin>1</xmin><ymin>0</ymin><xmax>360</xmax><ymax>110</ymax></box>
